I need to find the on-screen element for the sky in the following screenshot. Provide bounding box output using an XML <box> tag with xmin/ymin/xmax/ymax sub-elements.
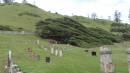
<box><xmin>14</xmin><ymin>0</ymin><xmax>130</xmax><ymax>23</ymax></box>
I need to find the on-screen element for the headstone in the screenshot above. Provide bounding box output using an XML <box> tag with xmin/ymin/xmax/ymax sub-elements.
<box><xmin>127</xmin><ymin>48</ymin><xmax>130</xmax><ymax>73</ymax></box>
<box><xmin>36</xmin><ymin>40</ymin><xmax>40</xmax><ymax>45</ymax></box>
<box><xmin>21</xmin><ymin>31</ymin><xmax>25</xmax><ymax>34</ymax></box>
<box><xmin>8</xmin><ymin>50</ymin><xmax>13</xmax><ymax>73</ymax></box>
<box><xmin>51</xmin><ymin>47</ymin><xmax>54</xmax><ymax>54</ymax></box>
<box><xmin>59</xmin><ymin>50</ymin><xmax>63</xmax><ymax>57</ymax></box>
<box><xmin>91</xmin><ymin>51</ymin><xmax>96</xmax><ymax>56</ymax></box>
<box><xmin>36</xmin><ymin>55</ymin><xmax>40</xmax><ymax>61</ymax></box>
<box><xmin>100</xmin><ymin>47</ymin><xmax>115</xmax><ymax>73</ymax></box>
<box><xmin>55</xmin><ymin>49</ymin><xmax>58</xmax><ymax>56</ymax></box>
<box><xmin>27</xmin><ymin>48</ymin><xmax>32</xmax><ymax>52</ymax></box>
<box><xmin>45</xmin><ymin>57</ymin><xmax>51</xmax><ymax>63</ymax></box>
<box><xmin>84</xmin><ymin>50</ymin><xmax>89</xmax><ymax>52</ymax></box>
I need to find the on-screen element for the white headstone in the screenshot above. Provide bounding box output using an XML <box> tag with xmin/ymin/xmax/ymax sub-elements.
<box><xmin>36</xmin><ymin>40</ymin><xmax>40</xmax><ymax>45</ymax></box>
<box><xmin>51</xmin><ymin>47</ymin><xmax>54</xmax><ymax>54</ymax></box>
<box><xmin>55</xmin><ymin>49</ymin><xmax>58</xmax><ymax>56</ymax></box>
<box><xmin>59</xmin><ymin>50</ymin><xmax>63</xmax><ymax>57</ymax></box>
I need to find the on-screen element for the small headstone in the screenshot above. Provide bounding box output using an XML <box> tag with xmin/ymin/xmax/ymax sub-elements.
<box><xmin>55</xmin><ymin>49</ymin><xmax>58</xmax><ymax>56</ymax></box>
<box><xmin>27</xmin><ymin>48</ymin><xmax>32</xmax><ymax>52</ymax></box>
<box><xmin>84</xmin><ymin>50</ymin><xmax>89</xmax><ymax>52</ymax></box>
<box><xmin>45</xmin><ymin>57</ymin><xmax>51</xmax><ymax>63</ymax></box>
<box><xmin>36</xmin><ymin>40</ymin><xmax>40</xmax><ymax>45</ymax></box>
<box><xmin>91</xmin><ymin>51</ymin><xmax>96</xmax><ymax>56</ymax></box>
<box><xmin>59</xmin><ymin>50</ymin><xmax>63</xmax><ymax>57</ymax></box>
<box><xmin>36</xmin><ymin>55</ymin><xmax>40</xmax><ymax>61</ymax></box>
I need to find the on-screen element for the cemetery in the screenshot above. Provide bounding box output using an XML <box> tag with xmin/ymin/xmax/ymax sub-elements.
<box><xmin>0</xmin><ymin>1</ymin><xmax>130</xmax><ymax>73</ymax></box>
<box><xmin>0</xmin><ymin>33</ymin><xmax>130</xmax><ymax>73</ymax></box>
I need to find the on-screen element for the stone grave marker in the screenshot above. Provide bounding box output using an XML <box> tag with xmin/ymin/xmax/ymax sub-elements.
<box><xmin>100</xmin><ymin>47</ymin><xmax>115</xmax><ymax>73</ymax></box>
<box><xmin>59</xmin><ymin>50</ymin><xmax>63</xmax><ymax>57</ymax></box>
<box><xmin>55</xmin><ymin>49</ymin><xmax>58</xmax><ymax>56</ymax></box>
<box><xmin>91</xmin><ymin>51</ymin><xmax>96</xmax><ymax>56</ymax></box>
<box><xmin>51</xmin><ymin>47</ymin><xmax>54</xmax><ymax>54</ymax></box>
<box><xmin>45</xmin><ymin>57</ymin><xmax>51</xmax><ymax>63</ymax></box>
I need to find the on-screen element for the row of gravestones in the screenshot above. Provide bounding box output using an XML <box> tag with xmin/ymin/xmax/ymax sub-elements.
<box><xmin>50</xmin><ymin>47</ymin><xmax>63</xmax><ymax>57</ymax></box>
<box><xmin>100</xmin><ymin>47</ymin><xmax>130</xmax><ymax>73</ymax></box>
<box><xmin>36</xmin><ymin>40</ymin><xmax>64</xmax><ymax>57</ymax></box>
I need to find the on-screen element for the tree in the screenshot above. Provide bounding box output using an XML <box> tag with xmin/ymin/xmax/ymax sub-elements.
<box><xmin>128</xmin><ymin>9</ymin><xmax>130</xmax><ymax>22</ymax></box>
<box><xmin>91</xmin><ymin>12</ymin><xmax>97</xmax><ymax>20</ymax></box>
<box><xmin>22</xmin><ymin>0</ymin><xmax>27</xmax><ymax>4</ymax></box>
<box><xmin>3</xmin><ymin>0</ymin><xmax>13</xmax><ymax>3</ymax></box>
<box><xmin>114</xmin><ymin>10</ymin><xmax>121</xmax><ymax>23</ymax></box>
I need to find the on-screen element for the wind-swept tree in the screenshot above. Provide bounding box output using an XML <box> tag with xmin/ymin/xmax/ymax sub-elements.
<box><xmin>3</xmin><ymin>0</ymin><xmax>14</xmax><ymax>3</ymax></box>
<box><xmin>22</xmin><ymin>0</ymin><xmax>27</xmax><ymax>4</ymax></box>
<box><xmin>128</xmin><ymin>9</ymin><xmax>130</xmax><ymax>22</ymax></box>
<box><xmin>114</xmin><ymin>10</ymin><xmax>121</xmax><ymax>23</ymax></box>
<box><xmin>91</xmin><ymin>12</ymin><xmax>97</xmax><ymax>20</ymax></box>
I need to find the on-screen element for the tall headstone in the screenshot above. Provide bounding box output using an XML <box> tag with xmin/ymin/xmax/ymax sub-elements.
<box><xmin>100</xmin><ymin>47</ymin><xmax>115</xmax><ymax>73</ymax></box>
<box><xmin>51</xmin><ymin>47</ymin><xmax>54</xmax><ymax>54</ymax></box>
<box><xmin>127</xmin><ymin>48</ymin><xmax>130</xmax><ymax>73</ymax></box>
<box><xmin>55</xmin><ymin>49</ymin><xmax>58</xmax><ymax>56</ymax></box>
<box><xmin>36</xmin><ymin>40</ymin><xmax>40</xmax><ymax>45</ymax></box>
<box><xmin>45</xmin><ymin>57</ymin><xmax>51</xmax><ymax>63</ymax></box>
<box><xmin>8</xmin><ymin>50</ymin><xmax>13</xmax><ymax>73</ymax></box>
<box><xmin>59</xmin><ymin>50</ymin><xmax>63</xmax><ymax>57</ymax></box>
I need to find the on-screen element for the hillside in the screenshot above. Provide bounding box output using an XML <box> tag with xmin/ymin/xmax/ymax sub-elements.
<box><xmin>0</xmin><ymin>3</ymin><xmax>130</xmax><ymax>73</ymax></box>
<box><xmin>0</xmin><ymin>3</ymin><xmax>113</xmax><ymax>32</ymax></box>
<box><xmin>0</xmin><ymin>3</ymin><xmax>62</xmax><ymax>32</ymax></box>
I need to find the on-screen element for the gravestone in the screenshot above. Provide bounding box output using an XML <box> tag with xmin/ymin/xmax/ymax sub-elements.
<box><xmin>100</xmin><ymin>47</ymin><xmax>115</xmax><ymax>73</ymax></box>
<box><xmin>84</xmin><ymin>50</ymin><xmax>89</xmax><ymax>52</ymax></box>
<box><xmin>36</xmin><ymin>40</ymin><xmax>40</xmax><ymax>45</ymax></box>
<box><xmin>55</xmin><ymin>49</ymin><xmax>58</xmax><ymax>56</ymax></box>
<box><xmin>59</xmin><ymin>50</ymin><xmax>63</xmax><ymax>57</ymax></box>
<box><xmin>51</xmin><ymin>47</ymin><xmax>54</xmax><ymax>54</ymax></box>
<box><xmin>36</xmin><ymin>55</ymin><xmax>40</xmax><ymax>61</ymax></box>
<box><xmin>91</xmin><ymin>51</ymin><xmax>96</xmax><ymax>56</ymax></box>
<box><xmin>45</xmin><ymin>57</ymin><xmax>51</xmax><ymax>63</ymax></box>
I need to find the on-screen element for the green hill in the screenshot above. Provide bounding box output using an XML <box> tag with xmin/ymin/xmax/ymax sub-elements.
<box><xmin>0</xmin><ymin>3</ymin><xmax>62</xmax><ymax>31</ymax></box>
<box><xmin>0</xmin><ymin>3</ymin><xmax>129</xmax><ymax>73</ymax></box>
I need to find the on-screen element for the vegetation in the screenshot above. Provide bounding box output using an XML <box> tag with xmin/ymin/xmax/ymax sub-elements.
<box><xmin>0</xmin><ymin>25</ymin><xmax>12</xmax><ymax>31</ymax></box>
<box><xmin>36</xmin><ymin>17</ymin><xmax>121</xmax><ymax>48</ymax></box>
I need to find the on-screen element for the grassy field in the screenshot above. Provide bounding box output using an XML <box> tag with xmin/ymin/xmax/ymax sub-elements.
<box><xmin>0</xmin><ymin>33</ymin><xmax>129</xmax><ymax>73</ymax></box>
<box><xmin>0</xmin><ymin>3</ymin><xmax>129</xmax><ymax>73</ymax></box>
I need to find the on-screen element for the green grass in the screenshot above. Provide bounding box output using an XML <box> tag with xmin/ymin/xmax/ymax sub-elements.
<box><xmin>0</xmin><ymin>4</ymin><xmax>62</xmax><ymax>32</ymax></box>
<box><xmin>0</xmin><ymin>34</ymin><xmax>129</xmax><ymax>73</ymax></box>
<box><xmin>0</xmin><ymin>3</ymin><xmax>129</xmax><ymax>73</ymax></box>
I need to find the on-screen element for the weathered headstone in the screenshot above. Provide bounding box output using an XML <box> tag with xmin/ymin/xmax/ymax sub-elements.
<box><xmin>8</xmin><ymin>50</ymin><xmax>13</xmax><ymax>73</ymax></box>
<box><xmin>45</xmin><ymin>57</ymin><xmax>51</xmax><ymax>63</ymax></box>
<box><xmin>51</xmin><ymin>47</ymin><xmax>54</xmax><ymax>54</ymax></box>
<box><xmin>36</xmin><ymin>40</ymin><xmax>40</xmax><ymax>45</ymax></box>
<box><xmin>59</xmin><ymin>50</ymin><xmax>63</xmax><ymax>57</ymax></box>
<box><xmin>91</xmin><ymin>51</ymin><xmax>96</xmax><ymax>56</ymax></box>
<box><xmin>100</xmin><ymin>47</ymin><xmax>115</xmax><ymax>73</ymax></box>
<box><xmin>127</xmin><ymin>48</ymin><xmax>130</xmax><ymax>73</ymax></box>
<box><xmin>55</xmin><ymin>49</ymin><xmax>58</xmax><ymax>56</ymax></box>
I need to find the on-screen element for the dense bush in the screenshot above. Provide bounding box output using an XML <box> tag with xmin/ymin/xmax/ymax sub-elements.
<box><xmin>18</xmin><ymin>12</ymin><xmax>40</xmax><ymax>17</ymax></box>
<box><xmin>0</xmin><ymin>25</ymin><xmax>12</xmax><ymax>31</ymax></box>
<box><xmin>36</xmin><ymin>17</ymin><xmax>121</xmax><ymax>48</ymax></box>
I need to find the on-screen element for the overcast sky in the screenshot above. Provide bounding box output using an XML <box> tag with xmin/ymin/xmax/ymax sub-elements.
<box><xmin>14</xmin><ymin>0</ymin><xmax>130</xmax><ymax>23</ymax></box>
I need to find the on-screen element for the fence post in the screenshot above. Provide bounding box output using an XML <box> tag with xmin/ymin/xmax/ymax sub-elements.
<box><xmin>127</xmin><ymin>48</ymin><xmax>130</xmax><ymax>73</ymax></box>
<box><xmin>100</xmin><ymin>47</ymin><xmax>115</xmax><ymax>73</ymax></box>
